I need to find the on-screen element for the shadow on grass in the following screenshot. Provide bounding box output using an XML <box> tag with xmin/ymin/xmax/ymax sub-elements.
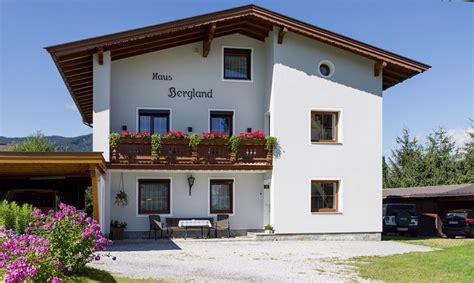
<box><xmin>64</xmin><ymin>267</ymin><xmax>117</xmax><ymax>283</ymax></box>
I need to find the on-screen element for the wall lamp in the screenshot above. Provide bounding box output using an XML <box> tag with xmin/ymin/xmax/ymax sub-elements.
<box><xmin>187</xmin><ymin>174</ymin><xmax>195</xmax><ymax>196</ymax></box>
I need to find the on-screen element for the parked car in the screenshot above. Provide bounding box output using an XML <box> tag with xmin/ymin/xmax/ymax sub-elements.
<box><xmin>4</xmin><ymin>189</ymin><xmax>60</xmax><ymax>212</ymax></box>
<box><xmin>442</xmin><ymin>209</ymin><xmax>474</xmax><ymax>239</ymax></box>
<box><xmin>383</xmin><ymin>203</ymin><xmax>419</xmax><ymax>236</ymax></box>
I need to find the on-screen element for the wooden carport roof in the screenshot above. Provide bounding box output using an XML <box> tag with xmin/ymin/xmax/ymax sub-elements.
<box><xmin>0</xmin><ymin>152</ymin><xmax>106</xmax><ymax>177</ymax></box>
<box><xmin>45</xmin><ymin>4</ymin><xmax>430</xmax><ymax>125</ymax></box>
<box><xmin>0</xmin><ymin>152</ymin><xmax>106</xmax><ymax>222</ymax></box>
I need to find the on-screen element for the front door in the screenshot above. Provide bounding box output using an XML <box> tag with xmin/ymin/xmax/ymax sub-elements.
<box><xmin>263</xmin><ymin>180</ymin><xmax>271</xmax><ymax>225</ymax></box>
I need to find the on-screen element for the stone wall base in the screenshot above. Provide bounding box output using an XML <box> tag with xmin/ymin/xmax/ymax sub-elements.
<box><xmin>118</xmin><ymin>231</ymin><xmax>381</xmax><ymax>241</ymax></box>
<box><xmin>121</xmin><ymin>229</ymin><xmax>261</xmax><ymax>240</ymax></box>
<box><xmin>248</xmin><ymin>232</ymin><xmax>382</xmax><ymax>241</ymax></box>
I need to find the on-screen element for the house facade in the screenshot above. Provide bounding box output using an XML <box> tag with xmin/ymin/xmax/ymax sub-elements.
<box><xmin>46</xmin><ymin>5</ymin><xmax>429</xmax><ymax>239</ymax></box>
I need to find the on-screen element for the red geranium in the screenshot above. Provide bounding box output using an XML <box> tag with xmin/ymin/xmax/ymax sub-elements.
<box><xmin>240</xmin><ymin>131</ymin><xmax>266</xmax><ymax>139</ymax></box>
<box><xmin>201</xmin><ymin>131</ymin><xmax>229</xmax><ymax>139</ymax></box>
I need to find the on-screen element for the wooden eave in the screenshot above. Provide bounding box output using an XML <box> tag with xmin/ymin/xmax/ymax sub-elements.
<box><xmin>45</xmin><ymin>4</ymin><xmax>430</xmax><ymax>125</ymax></box>
<box><xmin>0</xmin><ymin>152</ymin><xmax>106</xmax><ymax>177</ymax></box>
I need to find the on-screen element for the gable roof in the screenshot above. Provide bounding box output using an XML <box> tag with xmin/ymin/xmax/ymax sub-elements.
<box><xmin>383</xmin><ymin>184</ymin><xmax>474</xmax><ymax>199</ymax></box>
<box><xmin>45</xmin><ymin>4</ymin><xmax>430</xmax><ymax>125</ymax></box>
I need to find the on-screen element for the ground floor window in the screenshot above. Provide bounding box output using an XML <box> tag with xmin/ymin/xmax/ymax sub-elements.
<box><xmin>138</xmin><ymin>179</ymin><xmax>170</xmax><ymax>214</ymax></box>
<box><xmin>311</xmin><ymin>180</ymin><xmax>339</xmax><ymax>212</ymax></box>
<box><xmin>210</xmin><ymin>179</ymin><xmax>233</xmax><ymax>214</ymax></box>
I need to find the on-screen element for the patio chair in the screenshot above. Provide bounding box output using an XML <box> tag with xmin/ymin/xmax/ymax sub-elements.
<box><xmin>214</xmin><ymin>214</ymin><xmax>231</xmax><ymax>238</ymax></box>
<box><xmin>148</xmin><ymin>215</ymin><xmax>164</xmax><ymax>240</ymax></box>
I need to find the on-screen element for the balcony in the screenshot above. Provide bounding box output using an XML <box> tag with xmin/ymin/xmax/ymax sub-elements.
<box><xmin>108</xmin><ymin>133</ymin><xmax>274</xmax><ymax>171</ymax></box>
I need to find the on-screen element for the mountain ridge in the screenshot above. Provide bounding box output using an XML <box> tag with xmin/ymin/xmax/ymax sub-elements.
<box><xmin>0</xmin><ymin>134</ymin><xmax>92</xmax><ymax>152</ymax></box>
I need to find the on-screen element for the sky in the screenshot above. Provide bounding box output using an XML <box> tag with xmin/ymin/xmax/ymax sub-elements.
<box><xmin>0</xmin><ymin>0</ymin><xmax>473</xmax><ymax>154</ymax></box>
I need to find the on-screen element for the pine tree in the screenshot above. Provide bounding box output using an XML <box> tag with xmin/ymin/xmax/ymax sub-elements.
<box><xmin>388</xmin><ymin>128</ymin><xmax>425</xmax><ymax>187</ymax></box>
<box><xmin>423</xmin><ymin>127</ymin><xmax>457</xmax><ymax>186</ymax></box>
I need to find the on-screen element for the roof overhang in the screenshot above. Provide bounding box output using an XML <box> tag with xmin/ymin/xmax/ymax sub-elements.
<box><xmin>0</xmin><ymin>152</ymin><xmax>106</xmax><ymax>178</ymax></box>
<box><xmin>45</xmin><ymin>4</ymin><xmax>430</xmax><ymax>125</ymax></box>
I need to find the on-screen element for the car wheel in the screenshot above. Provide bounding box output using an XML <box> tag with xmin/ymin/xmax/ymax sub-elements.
<box><xmin>446</xmin><ymin>234</ymin><xmax>456</xmax><ymax>239</ymax></box>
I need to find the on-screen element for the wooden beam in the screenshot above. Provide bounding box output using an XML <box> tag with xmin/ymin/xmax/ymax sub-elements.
<box><xmin>278</xmin><ymin>26</ymin><xmax>288</xmax><ymax>44</ymax></box>
<box><xmin>90</xmin><ymin>168</ymin><xmax>100</xmax><ymax>223</ymax></box>
<box><xmin>203</xmin><ymin>23</ymin><xmax>216</xmax><ymax>58</ymax></box>
<box><xmin>374</xmin><ymin>60</ymin><xmax>387</xmax><ymax>76</ymax></box>
<box><xmin>97</xmin><ymin>48</ymin><xmax>104</xmax><ymax>65</ymax></box>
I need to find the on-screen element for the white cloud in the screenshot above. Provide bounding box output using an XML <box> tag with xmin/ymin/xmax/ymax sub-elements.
<box><xmin>65</xmin><ymin>103</ymin><xmax>77</xmax><ymax>111</ymax></box>
<box><xmin>446</xmin><ymin>128</ymin><xmax>471</xmax><ymax>148</ymax></box>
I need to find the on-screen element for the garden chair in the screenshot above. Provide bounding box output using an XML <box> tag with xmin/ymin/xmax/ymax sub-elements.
<box><xmin>214</xmin><ymin>214</ymin><xmax>231</xmax><ymax>238</ymax></box>
<box><xmin>148</xmin><ymin>215</ymin><xmax>164</xmax><ymax>240</ymax></box>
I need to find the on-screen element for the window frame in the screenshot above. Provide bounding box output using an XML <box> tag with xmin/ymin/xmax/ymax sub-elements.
<box><xmin>222</xmin><ymin>47</ymin><xmax>253</xmax><ymax>82</ymax></box>
<box><xmin>136</xmin><ymin>108</ymin><xmax>171</xmax><ymax>134</ymax></box>
<box><xmin>310</xmin><ymin>180</ymin><xmax>340</xmax><ymax>213</ymax></box>
<box><xmin>310</xmin><ymin>110</ymin><xmax>341</xmax><ymax>144</ymax></box>
<box><xmin>209</xmin><ymin>110</ymin><xmax>234</xmax><ymax>136</ymax></box>
<box><xmin>209</xmin><ymin>179</ymin><xmax>234</xmax><ymax>215</ymax></box>
<box><xmin>137</xmin><ymin>178</ymin><xmax>171</xmax><ymax>215</ymax></box>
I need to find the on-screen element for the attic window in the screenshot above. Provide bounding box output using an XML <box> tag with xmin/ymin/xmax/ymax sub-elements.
<box><xmin>318</xmin><ymin>60</ymin><xmax>335</xmax><ymax>78</ymax></box>
<box><xmin>223</xmin><ymin>48</ymin><xmax>251</xmax><ymax>80</ymax></box>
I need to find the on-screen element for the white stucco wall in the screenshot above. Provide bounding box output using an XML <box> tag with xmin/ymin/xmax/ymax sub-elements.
<box><xmin>92</xmin><ymin>51</ymin><xmax>111</xmax><ymax>161</ymax></box>
<box><xmin>270</xmin><ymin>32</ymin><xmax>383</xmax><ymax>233</ymax></box>
<box><xmin>109</xmin><ymin>171</ymin><xmax>265</xmax><ymax>232</ymax></box>
<box><xmin>97</xmin><ymin>30</ymin><xmax>385</xmax><ymax>235</ymax></box>
<box><xmin>110</xmin><ymin>34</ymin><xmax>267</xmax><ymax>135</ymax></box>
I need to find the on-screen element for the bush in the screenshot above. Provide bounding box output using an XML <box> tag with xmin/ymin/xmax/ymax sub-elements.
<box><xmin>0</xmin><ymin>200</ymin><xmax>35</xmax><ymax>234</ymax></box>
<box><xmin>29</xmin><ymin>204</ymin><xmax>112</xmax><ymax>274</ymax></box>
<box><xmin>0</xmin><ymin>228</ymin><xmax>61</xmax><ymax>282</ymax></box>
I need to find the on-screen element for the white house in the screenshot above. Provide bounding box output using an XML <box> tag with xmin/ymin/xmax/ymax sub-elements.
<box><xmin>46</xmin><ymin>5</ymin><xmax>429</xmax><ymax>240</ymax></box>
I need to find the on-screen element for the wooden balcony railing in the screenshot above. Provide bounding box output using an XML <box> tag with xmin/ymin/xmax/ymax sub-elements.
<box><xmin>109</xmin><ymin>139</ymin><xmax>272</xmax><ymax>170</ymax></box>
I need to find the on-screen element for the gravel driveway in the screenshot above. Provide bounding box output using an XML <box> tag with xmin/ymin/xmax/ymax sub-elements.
<box><xmin>91</xmin><ymin>239</ymin><xmax>432</xmax><ymax>282</ymax></box>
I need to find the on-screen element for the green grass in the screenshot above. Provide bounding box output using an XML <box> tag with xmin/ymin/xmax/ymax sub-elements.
<box><xmin>1</xmin><ymin>267</ymin><xmax>166</xmax><ymax>282</ymax></box>
<box><xmin>351</xmin><ymin>236</ymin><xmax>474</xmax><ymax>283</ymax></box>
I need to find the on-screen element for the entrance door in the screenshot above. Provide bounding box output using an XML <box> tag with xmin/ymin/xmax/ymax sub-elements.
<box><xmin>263</xmin><ymin>180</ymin><xmax>271</xmax><ymax>225</ymax></box>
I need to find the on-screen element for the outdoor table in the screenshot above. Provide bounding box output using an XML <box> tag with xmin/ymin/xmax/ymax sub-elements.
<box><xmin>178</xmin><ymin>219</ymin><xmax>212</xmax><ymax>240</ymax></box>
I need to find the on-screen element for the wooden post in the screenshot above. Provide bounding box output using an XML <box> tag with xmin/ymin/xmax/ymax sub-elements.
<box><xmin>98</xmin><ymin>48</ymin><xmax>104</xmax><ymax>65</ymax></box>
<box><xmin>374</xmin><ymin>60</ymin><xmax>387</xmax><ymax>76</ymax></box>
<box><xmin>90</xmin><ymin>167</ymin><xmax>100</xmax><ymax>223</ymax></box>
<box><xmin>203</xmin><ymin>23</ymin><xmax>216</xmax><ymax>58</ymax></box>
<box><xmin>278</xmin><ymin>27</ymin><xmax>288</xmax><ymax>44</ymax></box>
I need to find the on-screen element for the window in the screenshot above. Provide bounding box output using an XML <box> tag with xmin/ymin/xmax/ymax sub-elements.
<box><xmin>311</xmin><ymin>181</ymin><xmax>339</xmax><ymax>212</ymax></box>
<box><xmin>317</xmin><ymin>60</ymin><xmax>335</xmax><ymax>78</ymax></box>
<box><xmin>138</xmin><ymin>179</ymin><xmax>170</xmax><ymax>214</ymax></box>
<box><xmin>210</xmin><ymin>111</ymin><xmax>233</xmax><ymax>135</ymax></box>
<box><xmin>139</xmin><ymin>110</ymin><xmax>170</xmax><ymax>135</ymax></box>
<box><xmin>311</xmin><ymin>111</ymin><xmax>338</xmax><ymax>142</ymax></box>
<box><xmin>210</xmin><ymin>179</ymin><xmax>233</xmax><ymax>214</ymax></box>
<box><xmin>223</xmin><ymin>48</ymin><xmax>251</xmax><ymax>80</ymax></box>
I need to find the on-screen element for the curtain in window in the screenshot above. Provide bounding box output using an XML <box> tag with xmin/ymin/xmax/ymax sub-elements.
<box><xmin>211</xmin><ymin>183</ymin><xmax>231</xmax><ymax>212</ymax></box>
<box><xmin>224</xmin><ymin>54</ymin><xmax>248</xmax><ymax>79</ymax></box>
<box><xmin>311</xmin><ymin>182</ymin><xmax>336</xmax><ymax>211</ymax></box>
<box><xmin>139</xmin><ymin>182</ymin><xmax>169</xmax><ymax>213</ymax></box>
<box><xmin>311</xmin><ymin>113</ymin><xmax>336</xmax><ymax>141</ymax></box>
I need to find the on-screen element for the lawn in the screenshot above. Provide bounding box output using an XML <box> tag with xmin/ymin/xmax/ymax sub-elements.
<box><xmin>63</xmin><ymin>267</ymin><xmax>160</xmax><ymax>283</ymax></box>
<box><xmin>351</xmin><ymin>236</ymin><xmax>474</xmax><ymax>283</ymax></box>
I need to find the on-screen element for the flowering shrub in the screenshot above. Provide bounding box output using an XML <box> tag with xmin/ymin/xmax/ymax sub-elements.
<box><xmin>28</xmin><ymin>204</ymin><xmax>112</xmax><ymax>275</ymax></box>
<box><xmin>0</xmin><ymin>228</ymin><xmax>61</xmax><ymax>282</ymax></box>
<box><xmin>201</xmin><ymin>131</ymin><xmax>229</xmax><ymax>139</ymax></box>
<box><xmin>162</xmin><ymin>131</ymin><xmax>188</xmax><ymax>139</ymax></box>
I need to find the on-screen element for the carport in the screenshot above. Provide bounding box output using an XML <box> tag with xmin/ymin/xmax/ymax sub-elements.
<box><xmin>383</xmin><ymin>184</ymin><xmax>474</xmax><ymax>236</ymax></box>
<box><xmin>0</xmin><ymin>152</ymin><xmax>106</xmax><ymax>227</ymax></box>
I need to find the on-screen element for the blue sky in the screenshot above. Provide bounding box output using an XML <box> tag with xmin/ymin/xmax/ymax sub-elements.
<box><xmin>0</xmin><ymin>0</ymin><xmax>472</xmax><ymax>154</ymax></box>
